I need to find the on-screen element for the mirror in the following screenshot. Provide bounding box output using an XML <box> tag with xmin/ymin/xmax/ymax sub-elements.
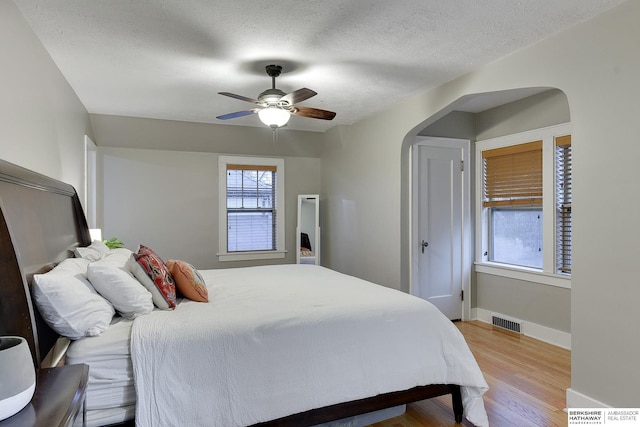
<box><xmin>296</xmin><ymin>195</ymin><xmax>320</xmax><ymax>265</ymax></box>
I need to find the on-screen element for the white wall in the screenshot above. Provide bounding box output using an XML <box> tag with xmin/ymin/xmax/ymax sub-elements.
<box><xmin>100</xmin><ymin>146</ymin><xmax>321</xmax><ymax>269</ymax></box>
<box><xmin>322</xmin><ymin>122</ymin><xmax>403</xmax><ymax>287</ymax></box>
<box><xmin>94</xmin><ymin>114</ymin><xmax>323</xmax><ymax>268</ymax></box>
<box><xmin>322</xmin><ymin>0</ymin><xmax>640</xmax><ymax>407</ymax></box>
<box><xmin>90</xmin><ymin>113</ymin><xmax>326</xmax><ymax>157</ymax></box>
<box><xmin>0</xmin><ymin>1</ymin><xmax>93</xmax><ymax>200</ymax></box>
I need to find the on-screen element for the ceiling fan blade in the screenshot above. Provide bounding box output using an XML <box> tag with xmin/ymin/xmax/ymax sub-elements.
<box><xmin>216</xmin><ymin>110</ymin><xmax>257</xmax><ymax>120</ymax></box>
<box><xmin>281</xmin><ymin>88</ymin><xmax>317</xmax><ymax>105</ymax></box>
<box><xmin>292</xmin><ymin>106</ymin><xmax>336</xmax><ymax>120</ymax></box>
<box><xmin>218</xmin><ymin>92</ymin><xmax>259</xmax><ymax>104</ymax></box>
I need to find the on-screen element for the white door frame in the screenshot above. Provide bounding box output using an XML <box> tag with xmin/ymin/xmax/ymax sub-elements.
<box><xmin>411</xmin><ymin>136</ymin><xmax>472</xmax><ymax>320</ymax></box>
<box><xmin>84</xmin><ymin>135</ymin><xmax>98</xmax><ymax>229</ymax></box>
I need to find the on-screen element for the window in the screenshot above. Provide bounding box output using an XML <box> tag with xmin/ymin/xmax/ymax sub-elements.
<box><xmin>490</xmin><ymin>208</ymin><xmax>543</xmax><ymax>268</ymax></box>
<box><xmin>555</xmin><ymin>135</ymin><xmax>572</xmax><ymax>273</ymax></box>
<box><xmin>218</xmin><ymin>156</ymin><xmax>285</xmax><ymax>261</ymax></box>
<box><xmin>483</xmin><ymin>141</ymin><xmax>543</xmax><ymax>268</ymax></box>
<box><xmin>476</xmin><ymin>124</ymin><xmax>571</xmax><ymax>286</ymax></box>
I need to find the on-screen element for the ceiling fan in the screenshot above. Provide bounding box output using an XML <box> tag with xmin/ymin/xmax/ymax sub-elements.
<box><xmin>216</xmin><ymin>64</ymin><xmax>336</xmax><ymax>129</ymax></box>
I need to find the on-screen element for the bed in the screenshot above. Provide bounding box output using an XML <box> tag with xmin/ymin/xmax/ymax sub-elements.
<box><xmin>0</xmin><ymin>158</ymin><xmax>488</xmax><ymax>427</ymax></box>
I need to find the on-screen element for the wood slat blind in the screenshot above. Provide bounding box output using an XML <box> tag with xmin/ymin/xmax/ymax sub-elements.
<box><xmin>227</xmin><ymin>164</ymin><xmax>277</xmax><ymax>172</ymax></box>
<box><xmin>482</xmin><ymin>140</ymin><xmax>543</xmax><ymax>207</ymax></box>
<box><xmin>555</xmin><ymin>135</ymin><xmax>572</xmax><ymax>273</ymax></box>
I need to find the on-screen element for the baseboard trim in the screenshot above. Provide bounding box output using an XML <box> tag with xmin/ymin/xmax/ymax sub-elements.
<box><xmin>472</xmin><ymin>308</ymin><xmax>571</xmax><ymax>350</ymax></box>
<box><xmin>566</xmin><ymin>388</ymin><xmax>610</xmax><ymax>408</ymax></box>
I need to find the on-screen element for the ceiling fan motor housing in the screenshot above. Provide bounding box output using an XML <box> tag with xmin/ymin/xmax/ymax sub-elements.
<box><xmin>258</xmin><ymin>88</ymin><xmax>287</xmax><ymax>105</ymax></box>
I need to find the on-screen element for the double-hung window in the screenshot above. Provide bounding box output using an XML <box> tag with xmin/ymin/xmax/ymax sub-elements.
<box><xmin>483</xmin><ymin>140</ymin><xmax>543</xmax><ymax>269</ymax></box>
<box><xmin>476</xmin><ymin>124</ymin><xmax>571</xmax><ymax>286</ymax></box>
<box><xmin>218</xmin><ymin>156</ymin><xmax>285</xmax><ymax>261</ymax></box>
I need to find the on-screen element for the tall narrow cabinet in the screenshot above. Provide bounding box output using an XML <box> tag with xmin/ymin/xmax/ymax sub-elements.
<box><xmin>296</xmin><ymin>195</ymin><xmax>320</xmax><ymax>265</ymax></box>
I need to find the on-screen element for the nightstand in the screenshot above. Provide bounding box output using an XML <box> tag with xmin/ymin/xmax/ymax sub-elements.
<box><xmin>0</xmin><ymin>364</ymin><xmax>89</xmax><ymax>427</ymax></box>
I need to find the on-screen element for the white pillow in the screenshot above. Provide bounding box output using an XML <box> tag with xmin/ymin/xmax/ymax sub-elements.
<box><xmin>87</xmin><ymin>262</ymin><xmax>153</xmax><ymax>319</ymax></box>
<box><xmin>74</xmin><ymin>240</ymin><xmax>111</xmax><ymax>261</ymax></box>
<box><xmin>32</xmin><ymin>259</ymin><xmax>115</xmax><ymax>340</ymax></box>
<box><xmin>92</xmin><ymin>249</ymin><xmax>131</xmax><ymax>269</ymax></box>
<box><xmin>108</xmin><ymin>247</ymin><xmax>133</xmax><ymax>258</ymax></box>
<box><xmin>50</xmin><ymin>257</ymin><xmax>91</xmax><ymax>276</ymax></box>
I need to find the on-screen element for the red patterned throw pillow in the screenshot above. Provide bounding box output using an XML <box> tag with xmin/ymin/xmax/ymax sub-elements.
<box><xmin>166</xmin><ymin>260</ymin><xmax>209</xmax><ymax>303</ymax></box>
<box><xmin>131</xmin><ymin>245</ymin><xmax>176</xmax><ymax>310</ymax></box>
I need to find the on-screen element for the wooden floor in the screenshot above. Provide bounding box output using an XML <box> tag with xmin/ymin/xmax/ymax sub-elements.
<box><xmin>370</xmin><ymin>321</ymin><xmax>571</xmax><ymax>427</ymax></box>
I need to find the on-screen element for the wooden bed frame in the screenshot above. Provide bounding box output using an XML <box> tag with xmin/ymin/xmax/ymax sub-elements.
<box><xmin>0</xmin><ymin>158</ymin><xmax>463</xmax><ymax>426</ymax></box>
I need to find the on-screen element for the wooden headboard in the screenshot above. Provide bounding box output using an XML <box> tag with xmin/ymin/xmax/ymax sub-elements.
<box><xmin>0</xmin><ymin>159</ymin><xmax>90</xmax><ymax>367</ymax></box>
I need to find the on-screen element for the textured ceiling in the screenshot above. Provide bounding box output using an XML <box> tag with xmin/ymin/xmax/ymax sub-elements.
<box><xmin>14</xmin><ymin>0</ymin><xmax>625</xmax><ymax>132</ymax></box>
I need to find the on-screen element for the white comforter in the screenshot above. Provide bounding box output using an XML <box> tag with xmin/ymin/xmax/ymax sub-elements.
<box><xmin>131</xmin><ymin>265</ymin><xmax>489</xmax><ymax>427</ymax></box>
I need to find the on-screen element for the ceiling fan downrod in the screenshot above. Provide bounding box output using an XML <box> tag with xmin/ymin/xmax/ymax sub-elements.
<box><xmin>265</xmin><ymin>64</ymin><xmax>282</xmax><ymax>90</ymax></box>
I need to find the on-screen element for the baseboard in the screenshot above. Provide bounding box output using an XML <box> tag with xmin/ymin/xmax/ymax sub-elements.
<box><xmin>566</xmin><ymin>388</ymin><xmax>610</xmax><ymax>408</ymax></box>
<box><xmin>472</xmin><ymin>307</ymin><xmax>571</xmax><ymax>350</ymax></box>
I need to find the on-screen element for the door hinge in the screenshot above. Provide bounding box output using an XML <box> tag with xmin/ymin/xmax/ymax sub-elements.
<box><xmin>460</xmin><ymin>160</ymin><xmax>464</xmax><ymax>172</ymax></box>
<box><xmin>460</xmin><ymin>290</ymin><xmax>464</xmax><ymax>301</ymax></box>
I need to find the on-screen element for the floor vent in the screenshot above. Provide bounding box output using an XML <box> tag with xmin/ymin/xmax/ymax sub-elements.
<box><xmin>491</xmin><ymin>313</ymin><xmax>522</xmax><ymax>334</ymax></box>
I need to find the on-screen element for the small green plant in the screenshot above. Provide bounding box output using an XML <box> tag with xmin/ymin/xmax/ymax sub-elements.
<box><xmin>103</xmin><ymin>237</ymin><xmax>124</xmax><ymax>249</ymax></box>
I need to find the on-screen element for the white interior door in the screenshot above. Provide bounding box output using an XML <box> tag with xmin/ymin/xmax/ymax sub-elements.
<box><xmin>412</xmin><ymin>138</ymin><xmax>469</xmax><ymax>320</ymax></box>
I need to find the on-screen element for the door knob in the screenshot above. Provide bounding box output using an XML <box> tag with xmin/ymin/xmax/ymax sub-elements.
<box><xmin>421</xmin><ymin>240</ymin><xmax>429</xmax><ymax>253</ymax></box>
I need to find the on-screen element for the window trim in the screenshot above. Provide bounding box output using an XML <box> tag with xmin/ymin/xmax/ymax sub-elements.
<box><xmin>218</xmin><ymin>156</ymin><xmax>286</xmax><ymax>262</ymax></box>
<box><xmin>475</xmin><ymin>123</ymin><xmax>571</xmax><ymax>288</ymax></box>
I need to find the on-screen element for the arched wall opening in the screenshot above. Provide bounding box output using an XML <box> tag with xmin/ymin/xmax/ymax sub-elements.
<box><xmin>400</xmin><ymin>87</ymin><xmax>571</xmax><ymax>335</ymax></box>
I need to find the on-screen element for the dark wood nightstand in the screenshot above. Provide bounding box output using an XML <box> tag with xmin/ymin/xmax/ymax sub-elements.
<box><xmin>0</xmin><ymin>364</ymin><xmax>89</xmax><ymax>427</ymax></box>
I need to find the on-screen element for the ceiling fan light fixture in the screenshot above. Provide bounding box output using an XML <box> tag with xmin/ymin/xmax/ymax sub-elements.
<box><xmin>258</xmin><ymin>106</ymin><xmax>290</xmax><ymax>128</ymax></box>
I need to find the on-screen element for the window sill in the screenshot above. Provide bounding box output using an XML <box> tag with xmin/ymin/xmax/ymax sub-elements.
<box><xmin>218</xmin><ymin>250</ymin><xmax>287</xmax><ymax>262</ymax></box>
<box><xmin>474</xmin><ymin>262</ymin><xmax>571</xmax><ymax>289</ymax></box>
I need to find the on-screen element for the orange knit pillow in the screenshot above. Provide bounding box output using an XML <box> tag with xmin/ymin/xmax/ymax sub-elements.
<box><xmin>165</xmin><ymin>260</ymin><xmax>209</xmax><ymax>302</ymax></box>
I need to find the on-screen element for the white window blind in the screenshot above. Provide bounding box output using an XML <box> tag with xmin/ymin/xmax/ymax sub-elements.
<box><xmin>555</xmin><ymin>135</ymin><xmax>572</xmax><ymax>273</ymax></box>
